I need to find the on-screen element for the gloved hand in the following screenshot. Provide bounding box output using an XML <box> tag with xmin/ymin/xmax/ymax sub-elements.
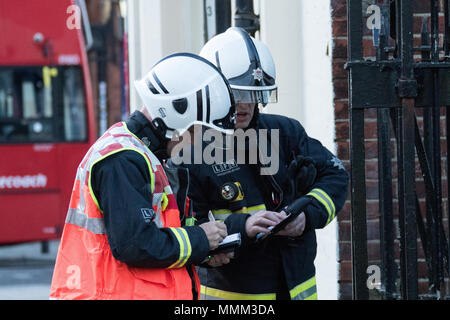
<box><xmin>274</xmin><ymin>211</ymin><xmax>306</xmax><ymax>238</ymax></box>
<box><xmin>287</xmin><ymin>155</ymin><xmax>317</xmax><ymax>198</ymax></box>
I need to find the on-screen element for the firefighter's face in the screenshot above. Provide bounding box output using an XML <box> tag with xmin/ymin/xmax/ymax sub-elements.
<box><xmin>235</xmin><ymin>103</ymin><xmax>256</xmax><ymax>129</ymax></box>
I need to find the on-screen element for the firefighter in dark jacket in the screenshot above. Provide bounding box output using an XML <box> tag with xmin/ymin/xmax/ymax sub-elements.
<box><xmin>181</xmin><ymin>28</ymin><xmax>349</xmax><ymax>300</ymax></box>
<box><xmin>50</xmin><ymin>54</ymin><xmax>236</xmax><ymax>300</ymax></box>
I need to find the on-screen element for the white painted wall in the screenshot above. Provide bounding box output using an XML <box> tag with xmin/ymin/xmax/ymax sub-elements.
<box><xmin>299</xmin><ymin>0</ymin><xmax>338</xmax><ymax>301</ymax></box>
<box><xmin>259</xmin><ymin>0</ymin><xmax>338</xmax><ymax>300</ymax></box>
<box><xmin>127</xmin><ymin>0</ymin><xmax>338</xmax><ymax>300</ymax></box>
<box><xmin>127</xmin><ymin>0</ymin><xmax>204</xmax><ymax>112</ymax></box>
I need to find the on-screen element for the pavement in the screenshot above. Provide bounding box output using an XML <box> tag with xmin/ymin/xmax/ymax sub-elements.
<box><xmin>0</xmin><ymin>240</ymin><xmax>59</xmax><ymax>300</ymax></box>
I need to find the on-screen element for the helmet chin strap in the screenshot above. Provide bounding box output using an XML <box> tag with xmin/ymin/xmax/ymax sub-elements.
<box><xmin>149</xmin><ymin>119</ymin><xmax>170</xmax><ymax>160</ymax></box>
<box><xmin>134</xmin><ymin>110</ymin><xmax>170</xmax><ymax>160</ymax></box>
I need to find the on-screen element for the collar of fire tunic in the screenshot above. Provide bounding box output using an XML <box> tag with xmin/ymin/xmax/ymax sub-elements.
<box><xmin>125</xmin><ymin>111</ymin><xmax>169</xmax><ymax>161</ymax></box>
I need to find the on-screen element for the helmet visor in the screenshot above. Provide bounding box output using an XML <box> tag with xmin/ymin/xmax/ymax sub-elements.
<box><xmin>232</xmin><ymin>88</ymin><xmax>278</xmax><ymax>104</ymax></box>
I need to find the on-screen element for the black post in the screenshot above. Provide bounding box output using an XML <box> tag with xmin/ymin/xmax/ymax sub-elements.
<box><xmin>447</xmin><ymin>103</ymin><xmax>450</xmax><ymax>289</ymax></box>
<box><xmin>41</xmin><ymin>240</ymin><xmax>49</xmax><ymax>254</ymax></box>
<box><xmin>431</xmin><ymin>0</ymin><xmax>444</xmax><ymax>294</ymax></box>
<box><xmin>377</xmin><ymin>108</ymin><xmax>396</xmax><ymax>299</ymax></box>
<box><xmin>347</xmin><ymin>0</ymin><xmax>369</xmax><ymax>300</ymax></box>
<box><xmin>397</xmin><ymin>0</ymin><xmax>418</xmax><ymax>300</ymax></box>
<box><xmin>376</xmin><ymin>5</ymin><xmax>396</xmax><ymax>299</ymax></box>
<box><xmin>445</xmin><ymin>0</ymin><xmax>450</xmax><ymax>294</ymax></box>
<box><xmin>234</xmin><ymin>0</ymin><xmax>259</xmax><ymax>36</ymax></box>
<box><xmin>421</xmin><ymin>15</ymin><xmax>440</xmax><ymax>297</ymax></box>
<box><xmin>414</xmin><ymin>116</ymin><xmax>435</xmax><ymax>289</ymax></box>
<box><xmin>444</xmin><ymin>0</ymin><xmax>450</xmax><ymax>57</ymax></box>
<box><xmin>216</xmin><ymin>0</ymin><xmax>232</xmax><ymax>35</ymax></box>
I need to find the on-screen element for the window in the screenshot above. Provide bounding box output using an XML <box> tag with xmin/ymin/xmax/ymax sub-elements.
<box><xmin>0</xmin><ymin>66</ymin><xmax>87</xmax><ymax>143</ymax></box>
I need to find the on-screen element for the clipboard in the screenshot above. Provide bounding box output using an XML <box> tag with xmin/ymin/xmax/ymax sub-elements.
<box><xmin>256</xmin><ymin>196</ymin><xmax>313</xmax><ymax>242</ymax></box>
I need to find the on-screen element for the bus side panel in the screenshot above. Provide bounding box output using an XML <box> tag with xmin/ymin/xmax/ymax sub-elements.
<box><xmin>0</xmin><ymin>193</ymin><xmax>61</xmax><ymax>244</ymax></box>
<box><xmin>0</xmin><ymin>145</ymin><xmax>61</xmax><ymax>243</ymax></box>
<box><xmin>0</xmin><ymin>0</ymin><xmax>97</xmax><ymax>244</ymax></box>
<box><xmin>0</xmin><ymin>0</ymin><xmax>81</xmax><ymax>67</ymax></box>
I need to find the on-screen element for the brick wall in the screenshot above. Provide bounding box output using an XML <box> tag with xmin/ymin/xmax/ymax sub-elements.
<box><xmin>331</xmin><ymin>0</ymin><xmax>449</xmax><ymax>299</ymax></box>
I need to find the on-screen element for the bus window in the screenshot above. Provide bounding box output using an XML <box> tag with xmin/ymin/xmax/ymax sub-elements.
<box><xmin>63</xmin><ymin>68</ymin><xmax>87</xmax><ymax>142</ymax></box>
<box><xmin>0</xmin><ymin>66</ymin><xmax>87</xmax><ymax>144</ymax></box>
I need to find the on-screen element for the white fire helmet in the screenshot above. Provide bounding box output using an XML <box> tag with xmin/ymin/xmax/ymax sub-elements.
<box><xmin>200</xmin><ymin>27</ymin><xmax>277</xmax><ymax>106</ymax></box>
<box><xmin>134</xmin><ymin>53</ymin><xmax>236</xmax><ymax>139</ymax></box>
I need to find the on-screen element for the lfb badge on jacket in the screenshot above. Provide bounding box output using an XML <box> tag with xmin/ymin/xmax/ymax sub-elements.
<box><xmin>141</xmin><ymin>208</ymin><xmax>156</xmax><ymax>224</ymax></box>
<box><xmin>221</xmin><ymin>183</ymin><xmax>237</xmax><ymax>201</ymax></box>
<box><xmin>220</xmin><ymin>182</ymin><xmax>244</xmax><ymax>202</ymax></box>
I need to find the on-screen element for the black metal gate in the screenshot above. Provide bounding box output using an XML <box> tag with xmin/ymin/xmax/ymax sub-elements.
<box><xmin>347</xmin><ymin>0</ymin><xmax>450</xmax><ymax>299</ymax></box>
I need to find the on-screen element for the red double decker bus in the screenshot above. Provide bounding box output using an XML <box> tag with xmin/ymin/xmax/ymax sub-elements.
<box><xmin>0</xmin><ymin>0</ymin><xmax>96</xmax><ymax>244</ymax></box>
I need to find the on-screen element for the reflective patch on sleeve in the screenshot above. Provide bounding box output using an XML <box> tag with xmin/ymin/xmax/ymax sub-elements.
<box><xmin>290</xmin><ymin>276</ymin><xmax>317</xmax><ymax>300</ymax></box>
<box><xmin>168</xmin><ymin>227</ymin><xmax>192</xmax><ymax>268</ymax></box>
<box><xmin>307</xmin><ymin>188</ymin><xmax>336</xmax><ymax>225</ymax></box>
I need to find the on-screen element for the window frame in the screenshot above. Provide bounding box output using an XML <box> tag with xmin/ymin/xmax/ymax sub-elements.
<box><xmin>0</xmin><ymin>65</ymin><xmax>89</xmax><ymax>145</ymax></box>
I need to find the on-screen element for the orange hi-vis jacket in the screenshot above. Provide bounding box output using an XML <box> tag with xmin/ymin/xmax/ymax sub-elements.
<box><xmin>50</xmin><ymin>122</ymin><xmax>201</xmax><ymax>300</ymax></box>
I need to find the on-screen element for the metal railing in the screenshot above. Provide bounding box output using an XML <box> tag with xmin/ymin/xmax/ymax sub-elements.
<box><xmin>346</xmin><ymin>0</ymin><xmax>450</xmax><ymax>300</ymax></box>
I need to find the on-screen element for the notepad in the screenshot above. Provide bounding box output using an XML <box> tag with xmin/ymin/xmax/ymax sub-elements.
<box><xmin>209</xmin><ymin>233</ymin><xmax>241</xmax><ymax>255</ymax></box>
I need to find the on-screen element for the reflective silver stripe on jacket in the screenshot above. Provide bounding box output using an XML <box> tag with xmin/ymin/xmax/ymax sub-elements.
<box><xmin>168</xmin><ymin>227</ymin><xmax>192</xmax><ymax>268</ymax></box>
<box><xmin>307</xmin><ymin>188</ymin><xmax>336</xmax><ymax>225</ymax></box>
<box><xmin>289</xmin><ymin>276</ymin><xmax>317</xmax><ymax>300</ymax></box>
<box><xmin>211</xmin><ymin>204</ymin><xmax>267</xmax><ymax>221</ymax></box>
<box><xmin>65</xmin><ymin>208</ymin><xmax>106</xmax><ymax>235</ymax></box>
